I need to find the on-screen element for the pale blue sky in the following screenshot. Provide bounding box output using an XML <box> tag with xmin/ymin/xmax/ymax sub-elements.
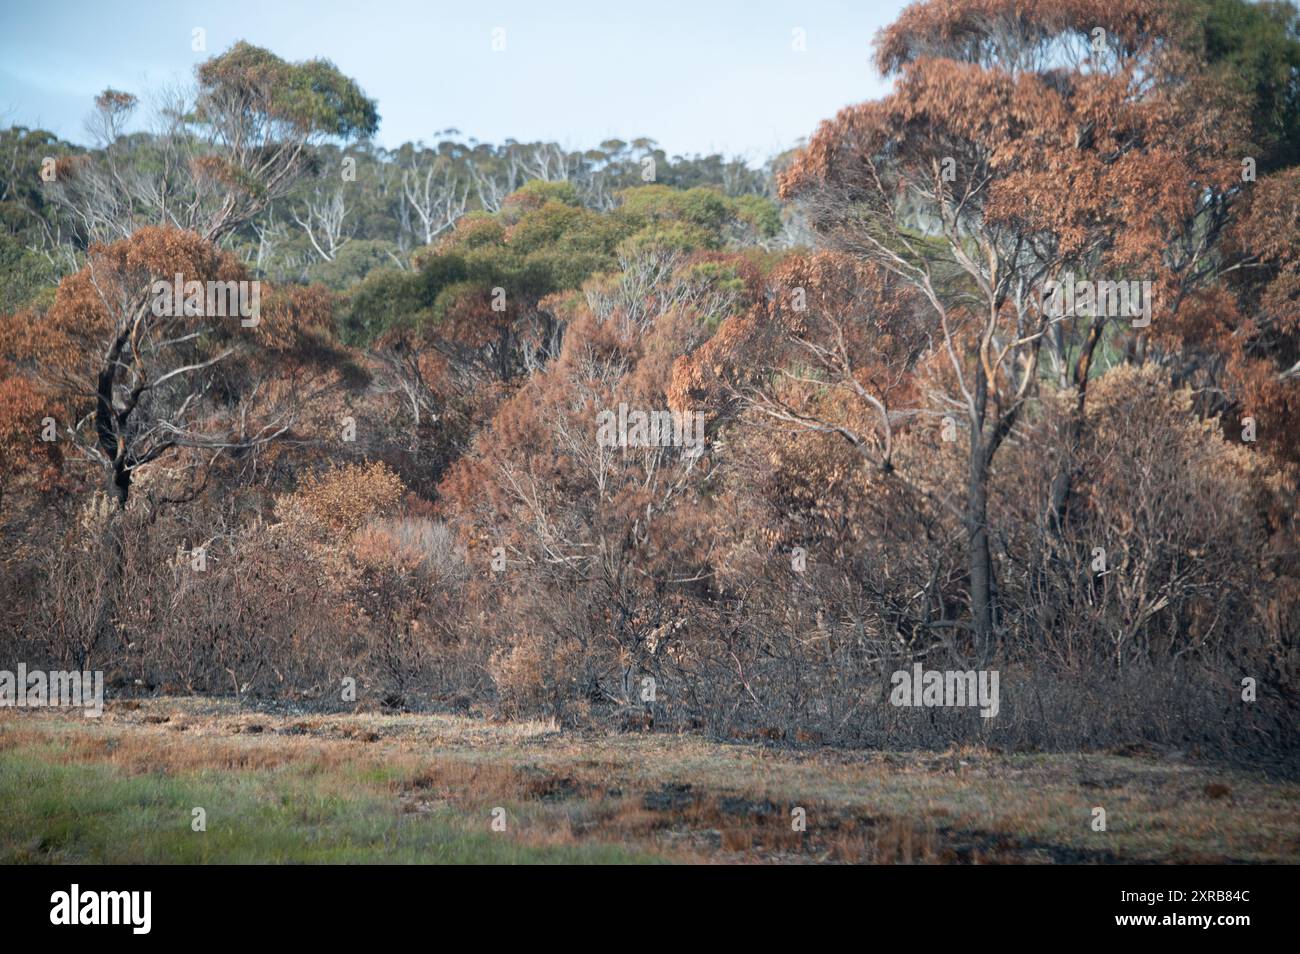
<box><xmin>0</xmin><ymin>0</ymin><xmax>905</xmax><ymax>162</ymax></box>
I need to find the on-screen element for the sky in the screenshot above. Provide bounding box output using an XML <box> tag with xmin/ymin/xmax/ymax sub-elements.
<box><xmin>0</xmin><ymin>0</ymin><xmax>906</xmax><ymax>163</ymax></box>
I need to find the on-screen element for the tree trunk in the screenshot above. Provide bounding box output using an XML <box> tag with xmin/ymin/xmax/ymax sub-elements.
<box><xmin>110</xmin><ymin>462</ymin><xmax>131</xmax><ymax>509</ymax></box>
<box><xmin>967</xmin><ymin>439</ymin><xmax>995</xmax><ymax>664</ymax></box>
<box><xmin>1048</xmin><ymin>317</ymin><xmax>1105</xmax><ymax>532</ymax></box>
<box><xmin>86</xmin><ymin>467</ymin><xmax>130</xmax><ymax>668</ymax></box>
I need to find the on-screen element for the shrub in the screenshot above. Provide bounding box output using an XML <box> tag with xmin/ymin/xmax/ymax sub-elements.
<box><xmin>278</xmin><ymin>461</ymin><xmax>405</xmax><ymax>537</ymax></box>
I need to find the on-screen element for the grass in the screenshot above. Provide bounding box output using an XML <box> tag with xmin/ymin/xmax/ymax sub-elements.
<box><xmin>0</xmin><ymin>745</ymin><xmax>651</xmax><ymax>864</ymax></box>
<box><xmin>1</xmin><ymin>698</ymin><xmax>1297</xmax><ymax>864</ymax></box>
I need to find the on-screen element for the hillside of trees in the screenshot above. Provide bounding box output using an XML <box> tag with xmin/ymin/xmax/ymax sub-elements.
<box><xmin>2</xmin><ymin>0</ymin><xmax>1298</xmax><ymax>771</ymax></box>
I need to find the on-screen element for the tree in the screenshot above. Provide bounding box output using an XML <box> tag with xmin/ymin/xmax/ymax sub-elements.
<box><xmin>293</xmin><ymin>185</ymin><xmax>353</xmax><ymax>261</ymax></box>
<box><xmin>1188</xmin><ymin>0</ymin><xmax>1300</xmax><ymax>171</ymax></box>
<box><xmin>402</xmin><ymin>155</ymin><xmax>469</xmax><ymax>245</ymax></box>
<box><xmin>438</xmin><ymin>244</ymin><xmax>748</xmax><ymax>713</ymax></box>
<box><xmin>48</xmin><ymin>43</ymin><xmax>378</xmax><ymax>244</ymax></box>
<box><xmin>778</xmin><ymin>0</ymin><xmax>1250</xmax><ymax>658</ymax></box>
<box><xmin>6</xmin><ymin>227</ymin><xmax>315</xmax><ymax>509</ymax></box>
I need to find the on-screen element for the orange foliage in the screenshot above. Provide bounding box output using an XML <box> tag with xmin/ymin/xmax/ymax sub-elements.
<box><xmin>280</xmin><ymin>461</ymin><xmax>406</xmax><ymax>537</ymax></box>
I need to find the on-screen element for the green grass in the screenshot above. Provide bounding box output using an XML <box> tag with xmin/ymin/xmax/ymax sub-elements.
<box><xmin>5</xmin><ymin>702</ymin><xmax>1296</xmax><ymax>864</ymax></box>
<box><xmin>0</xmin><ymin>745</ymin><xmax>656</xmax><ymax>864</ymax></box>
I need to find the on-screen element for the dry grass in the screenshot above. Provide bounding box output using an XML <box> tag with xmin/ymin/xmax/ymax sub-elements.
<box><xmin>3</xmin><ymin>698</ymin><xmax>1297</xmax><ymax>864</ymax></box>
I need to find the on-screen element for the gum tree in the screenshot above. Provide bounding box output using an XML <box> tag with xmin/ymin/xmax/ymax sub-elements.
<box><xmin>2</xmin><ymin>226</ymin><xmax>337</xmax><ymax>659</ymax></box>
<box><xmin>5</xmin><ymin>226</ymin><xmax>344</xmax><ymax>512</ymax></box>
<box><xmin>50</xmin><ymin>42</ymin><xmax>379</xmax><ymax>244</ymax></box>
<box><xmin>775</xmin><ymin>0</ymin><xmax>1248</xmax><ymax>658</ymax></box>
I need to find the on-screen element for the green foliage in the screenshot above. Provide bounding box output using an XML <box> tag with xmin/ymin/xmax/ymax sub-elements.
<box><xmin>617</xmin><ymin>185</ymin><xmax>732</xmax><ymax>232</ymax></box>
<box><xmin>616</xmin><ymin>185</ymin><xmax>782</xmax><ymax>249</ymax></box>
<box><xmin>678</xmin><ymin>259</ymin><xmax>749</xmax><ymax>327</ymax></box>
<box><xmin>617</xmin><ymin>221</ymin><xmax>715</xmax><ymax>257</ymax></box>
<box><xmin>733</xmin><ymin>193</ymin><xmax>783</xmax><ymax>237</ymax></box>
<box><xmin>502</xmin><ymin>200</ymin><xmax>617</xmax><ymax>255</ymax></box>
<box><xmin>504</xmin><ymin>179</ymin><xmax>581</xmax><ymax>211</ymax></box>
<box><xmin>196</xmin><ymin>41</ymin><xmax>379</xmax><ymax>139</ymax></box>
<box><xmin>338</xmin><ymin>178</ymin><xmax>780</xmax><ymax>345</ymax></box>
<box><xmin>1188</xmin><ymin>0</ymin><xmax>1300</xmax><ymax>170</ymax></box>
<box><xmin>341</xmin><ymin>266</ymin><xmax>426</xmax><ymax>342</ymax></box>
<box><xmin>307</xmin><ymin>239</ymin><xmax>402</xmax><ymax>292</ymax></box>
<box><xmin>0</xmin><ymin>126</ymin><xmax>78</xmax><ymax>245</ymax></box>
<box><xmin>340</xmin><ymin>178</ymin><xmax>777</xmax><ymax>343</ymax></box>
<box><xmin>294</xmin><ymin>59</ymin><xmax>382</xmax><ymax>139</ymax></box>
<box><xmin>450</xmin><ymin>212</ymin><xmax>506</xmax><ymax>249</ymax></box>
<box><xmin>0</xmin><ymin>232</ymin><xmax>58</xmax><ymax>312</ymax></box>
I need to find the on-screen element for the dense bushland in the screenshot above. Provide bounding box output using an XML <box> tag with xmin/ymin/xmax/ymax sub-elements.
<box><xmin>2</xmin><ymin>0</ymin><xmax>1298</xmax><ymax>772</ymax></box>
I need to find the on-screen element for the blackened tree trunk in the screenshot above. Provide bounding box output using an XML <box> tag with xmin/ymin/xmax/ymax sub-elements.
<box><xmin>967</xmin><ymin>435</ymin><xmax>995</xmax><ymax>664</ymax></box>
<box><xmin>91</xmin><ymin>354</ymin><xmax>131</xmax><ymax>665</ymax></box>
<box><xmin>1048</xmin><ymin>317</ymin><xmax>1105</xmax><ymax>532</ymax></box>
